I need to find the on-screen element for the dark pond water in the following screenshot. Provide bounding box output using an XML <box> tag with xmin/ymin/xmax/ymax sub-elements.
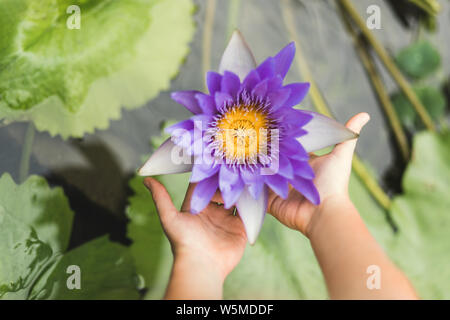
<box><xmin>0</xmin><ymin>0</ymin><xmax>449</xmax><ymax>248</ymax></box>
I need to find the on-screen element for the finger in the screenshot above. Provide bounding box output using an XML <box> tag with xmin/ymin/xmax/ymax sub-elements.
<box><xmin>332</xmin><ymin>112</ymin><xmax>370</xmax><ymax>161</ymax></box>
<box><xmin>266</xmin><ymin>187</ymin><xmax>284</xmax><ymax>216</ymax></box>
<box><xmin>143</xmin><ymin>177</ymin><xmax>177</xmax><ymax>223</ymax></box>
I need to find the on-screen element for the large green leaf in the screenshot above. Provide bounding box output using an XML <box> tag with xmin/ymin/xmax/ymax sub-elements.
<box><xmin>387</xmin><ymin>131</ymin><xmax>450</xmax><ymax>299</ymax></box>
<box><xmin>0</xmin><ymin>173</ymin><xmax>139</xmax><ymax>299</ymax></box>
<box><xmin>392</xmin><ymin>86</ymin><xmax>446</xmax><ymax>129</ymax></box>
<box><xmin>30</xmin><ymin>236</ymin><xmax>139</xmax><ymax>300</ymax></box>
<box><xmin>0</xmin><ymin>0</ymin><xmax>196</xmax><ymax>138</ymax></box>
<box><xmin>0</xmin><ymin>174</ymin><xmax>73</xmax><ymax>252</ymax></box>
<box><xmin>395</xmin><ymin>41</ymin><xmax>441</xmax><ymax>79</ymax></box>
<box><xmin>0</xmin><ymin>207</ymin><xmax>54</xmax><ymax>299</ymax></box>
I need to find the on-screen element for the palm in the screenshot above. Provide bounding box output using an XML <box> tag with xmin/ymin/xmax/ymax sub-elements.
<box><xmin>160</xmin><ymin>192</ymin><xmax>247</xmax><ymax>278</ymax></box>
<box><xmin>268</xmin><ymin>151</ymin><xmax>351</xmax><ymax>235</ymax></box>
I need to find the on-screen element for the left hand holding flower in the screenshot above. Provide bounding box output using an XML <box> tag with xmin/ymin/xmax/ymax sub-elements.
<box><xmin>144</xmin><ymin>177</ymin><xmax>247</xmax><ymax>299</ymax></box>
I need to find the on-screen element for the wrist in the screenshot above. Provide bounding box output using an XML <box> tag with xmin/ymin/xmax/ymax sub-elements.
<box><xmin>165</xmin><ymin>249</ymin><xmax>224</xmax><ymax>300</ymax></box>
<box><xmin>173</xmin><ymin>248</ymin><xmax>226</xmax><ymax>284</ymax></box>
<box><xmin>305</xmin><ymin>194</ymin><xmax>355</xmax><ymax>240</ymax></box>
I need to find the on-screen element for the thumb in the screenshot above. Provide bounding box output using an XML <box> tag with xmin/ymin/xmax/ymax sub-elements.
<box><xmin>143</xmin><ymin>177</ymin><xmax>177</xmax><ymax>223</ymax></box>
<box><xmin>332</xmin><ymin>112</ymin><xmax>370</xmax><ymax>161</ymax></box>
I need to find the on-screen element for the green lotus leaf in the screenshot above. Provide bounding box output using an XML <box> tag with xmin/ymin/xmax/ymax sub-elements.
<box><xmin>0</xmin><ymin>207</ymin><xmax>54</xmax><ymax>299</ymax></box>
<box><xmin>0</xmin><ymin>173</ymin><xmax>139</xmax><ymax>299</ymax></box>
<box><xmin>392</xmin><ymin>86</ymin><xmax>446</xmax><ymax>129</ymax></box>
<box><xmin>387</xmin><ymin>131</ymin><xmax>450</xmax><ymax>299</ymax></box>
<box><xmin>0</xmin><ymin>0</ymin><xmax>196</xmax><ymax>138</ymax></box>
<box><xmin>395</xmin><ymin>41</ymin><xmax>441</xmax><ymax>79</ymax></box>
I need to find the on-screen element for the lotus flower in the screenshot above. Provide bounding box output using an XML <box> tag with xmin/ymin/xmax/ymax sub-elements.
<box><xmin>139</xmin><ymin>31</ymin><xmax>357</xmax><ymax>244</ymax></box>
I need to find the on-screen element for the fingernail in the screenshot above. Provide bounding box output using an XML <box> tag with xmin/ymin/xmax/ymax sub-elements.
<box><xmin>362</xmin><ymin>112</ymin><xmax>371</xmax><ymax>125</ymax></box>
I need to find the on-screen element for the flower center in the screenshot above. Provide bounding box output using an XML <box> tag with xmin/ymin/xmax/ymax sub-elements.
<box><xmin>213</xmin><ymin>105</ymin><xmax>271</xmax><ymax>164</ymax></box>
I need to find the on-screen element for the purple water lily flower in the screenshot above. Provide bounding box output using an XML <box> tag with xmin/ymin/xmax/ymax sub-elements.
<box><xmin>139</xmin><ymin>31</ymin><xmax>357</xmax><ymax>244</ymax></box>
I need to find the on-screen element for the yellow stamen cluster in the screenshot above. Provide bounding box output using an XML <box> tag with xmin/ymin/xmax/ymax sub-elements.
<box><xmin>215</xmin><ymin>105</ymin><xmax>270</xmax><ymax>163</ymax></box>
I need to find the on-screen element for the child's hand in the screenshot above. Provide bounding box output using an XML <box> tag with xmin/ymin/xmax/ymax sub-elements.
<box><xmin>267</xmin><ymin>112</ymin><xmax>370</xmax><ymax>237</ymax></box>
<box><xmin>144</xmin><ymin>178</ymin><xmax>247</xmax><ymax>283</ymax></box>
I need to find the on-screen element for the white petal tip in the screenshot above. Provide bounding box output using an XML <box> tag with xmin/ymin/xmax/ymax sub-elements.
<box><xmin>236</xmin><ymin>187</ymin><xmax>267</xmax><ymax>245</ymax></box>
<box><xmin>219</xmin><ymin>29</ymin><xmax>257</xmax><ymax>80</ymax></box>
<box><xmin>137</xmin><ymin>165</ymin><xmax>157</xmax><ymax>177</ymax></box>
<box><xmin>137</xmin><ymin>138</ymin><xmax>193</xmax><ymax>176</ymax></box>
<box><xmin>247</xmin><ymin>237</ymin><xmax>257</xmax><ymax>246</ymax></box>
<box><xmin>298</xmin><ymin>111</ymin><xmax>360</xmax><ymax>153</ymax></box>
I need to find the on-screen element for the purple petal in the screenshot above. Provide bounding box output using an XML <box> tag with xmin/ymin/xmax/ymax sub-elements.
<box><xmin>219</xmin><ymin>165</ymin><xmax>240</xmax><ymax>192</ymax></box>
<box><xmin>191</xmin><ymin>174</ymin><xmax>219</xmax><ymax>214</ymax></box>
<box><xmin>165</xmin><ymin>119</ymin><xmax>193</xmax><ymax>135</ymax></box>
<box><xmin>283</xmin><ymin>83</ymin><xmax>310</xmax><ymax>108</ymax></box>
<box><xmin>195</xmin><ymin>93</ymin><xmax>216</xmax><ymax>115</ymax></box>
<box><xmin>171</xmin><ymin>91</ymin><xmax>203</xmax><ymax>114</ymax></box>
<box><xmin>240</xmin><ymin>168</ymin><xmax>264</xmax><ymax>199</ymax></box>
<box><xmin>251</xmin><ymin>79</ymin><xmax>268</xmax><ymax>99</ymax></box>
<box><xmin>278</xmin><ymin>108</ymin><xmax>313</xmax><ymax>127</ymax></box>
<box><xmin>291</xmin><ymin>159</ymin><xmax>315</xmax><ymax>179</ymax></box>
<box><xmin>277</xmin><ymin>154</ymin><xmax>294</xmax><ymax>179</ymax></box>
<box><xmin>297</xmin><ymin>111</ymin><xmax>358</xmax><ymax>153</ymax></box>
<box><xmin>165</xmin><ymin>116</ymin><xmax>210</xmax><ymax>156</ymax></box>
<box><xmin>290</xmin><ymin>177</ymin><xmax>320</xmax><ymax>205</ymax></box>
<box><xmin>191</xmin><ymin>163</ymin><xmax>219</xmax><ymax>183</ymax></box>
<box><xmin>280</xmin><ymin>138</ymin><xmax>309</xmax><ymax>161</ymax></box>
<box><xmin>219</xmin><ymin>30</ymin><xmax>257</xmax><ymax>81</ymax></box>
<box><xmin>285</xmin><ymin>127</ymin><xmax>308</xmax><ymax>138</ymax></box>
<box><xmin>221</xmin><ymin>175</ymin><xmax>245</xmax><ymax>209</ymax></box>
<box><xmin>138</xmin><ymin>138</ymin><xmax>193</xmax><ymax>176</ymax></box>
<box><xmin>266</xmin><ymin>76</ymin><xmax>283</xmax><ymax>93</ymax></box>
<box><xmin>165</xmin><ymin>120</ymin><xmax>195</xmax><ymax>151</ymax></box>
<box><xmin>191</xmin><ymin>114</ymin><xmax>213</xmax><ymax>131</ymax></box>
<box><xmin>242</xmin><ymin>70</ymin><xmax>261</xmax><ymax>92</ymax></box>
<box><xmin>273</xmin><ymin>42</ymin><xmax>296</xmax><ymax>78</ymax></box>
<box><xmin>265</xmin><ymin>174</ymin><xmax>289</xmax><ymax>199</ymax></box>
<box><xmin>236</xmin><ymin>185</ymin><xmax>267</xmax><ymax>244</ymax></box>
<box><xmin>256</xmin><ymin>57</ymin><xmax>275</xmax><ymax>80</ymax></box>
<box><xmin>215</xmin><ymin>92</ymin><xmax>234</xmax><ymax>111</ymax></box>
<box><xmin>268</xmin><ymin>88</ymin><xmax>291</xmax><ymax>111</ymax></box>
<box><xmin>206</xmin><ymin>72</ymin><xmax>222</xmax><ymax>95</ymax></box>
<box><xmin>221</xmin><ymin>71</ymin><xmax>241</xmax><ymax>97</ymax></box>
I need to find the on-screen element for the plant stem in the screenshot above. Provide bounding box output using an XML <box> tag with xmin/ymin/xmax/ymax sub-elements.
<box><xmin>351</xmin><ymin>156</ymin><xmax>391</xmax><ymax>210</ymax></box>
<box><xmin>202</xmin><ymin>0</ymin><xmax>217</xmax><ymax>89</ymax></box>
<box><xmin>19</xmin><ymin>123</ymin><xmax>35</xmax><ymax>183</ymax></box>
<box><xmin>338</xmin><ymin>6</ymin><xmax>410</xmax><ymax>162</ymax></box>
<box><xmin>339</xmin><ymin>0</ymin><xmax>436</xmax><ymax>132</ymax></box>
<box><xmin>281</xmin><ymin>0</ymin><xmax>391</xmax><ymax>211</ymax></box>
<box><xmin>226</xmin><ymin>0</ymin><xmax>241</xmax><ymax>40</ymax></box>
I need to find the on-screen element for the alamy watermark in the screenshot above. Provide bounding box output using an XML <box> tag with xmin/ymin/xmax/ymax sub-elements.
<box><xmin>366</xmin><ymin>5</ymin><xmax>381</xmax><ymax>30</ymax></box>
<box><xmin>366</xmin><ymin>264</ymin><xmax>381</xmax><ymax>290</ymax></box>
<box><xmin>66</xmin><ymin>265</ymin><xmax>81</xmax><ymax>290</ymax></box>
<box><xmin>168</xmin><ymin>120</ymin><xmax>280</xmax><ymax>175</ymax></box>
<box><xmin>66</xmin><ymin>5</ymin><xmax>81</xmax><ymax>30</ymax></box>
